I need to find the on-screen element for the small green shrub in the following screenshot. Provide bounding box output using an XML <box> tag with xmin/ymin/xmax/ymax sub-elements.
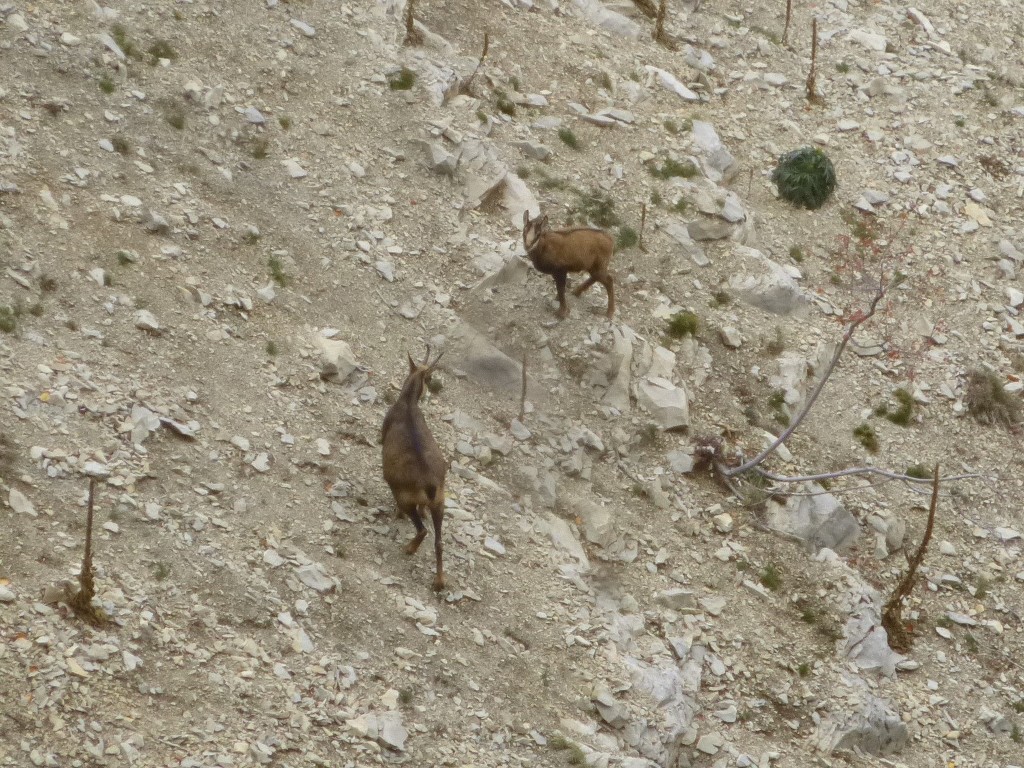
<box><xmin>153</xmin><ymin>562</ymin><xmax>171</xmax><ymax>580</ymax></box>
<box><xmin>760</xmin><ymin>564</ymin><xmax>782</xmax><ymax>591</ymax></box>
<box><xmin>250</xmin><ymin>137</ymin><xmax>270</xmax><ymax>159</ymax></box>
<box><xmin>399</xmin><ymin>689</ymin><xmax>413</xmax><ymax>705</ymax></box>
<box><xmin>147</xmin><ymin>39</ymin><xmax>178</xmax><ymax>64</ymax></box>
<box><xmin>650</xmin><ymin>190</ymin><xmax>663</xmax><ymax>206</ymax></box>
<box><xmin>163</xmin><ymin>101</ymin><xmax>186</xmax><ymax>130</ymax></box>
<box><xmin>497</xmin><ymin>97</ymin><xmax>517</xmax><ymax>116</ymax></box>
<box><xmin>40</xmin><ymin>274</ymin><xmax>58</xmax><ymax>293</ymax></box>
<box><xmin>0</xmin><ymin>307</ymin><xmax>16</xmax><ymax>333</ymax></box>
<box><xmin>570</xmin><ymin>189</ymin><xmax>619</xmax><ymax>228</ymax></box>
<box><xmin>111</xmin><ymin>23</ymin><xmax>142</xmax><ymax>60</ymax></box>
<box><xmin>111</xmin><ymin>134</ymin><xmax>132</xmax><ymax>154</ymax></box>
<box><xmin>666</xmin><ymin>311</ymin><xmax>699</xmax><ymax>338</ymax></box>
<box><xmin>764</xmin><ymin>327</ymin><xmax>785</xmax><ymax>356</ymax></box>
<box><xmin>558</xmin><ymin>127</ymin><xmax>581</xmax><ymax>150</ymax></box>
<box><xmin>388</xmin><ymin>67</ymin><xmax>417</xmax><ymax>90</ymax></box>
<box><xmin>835</xmin><ymin>62</ymin><xmax>850</xmax><ymax>73</ymax></box>
<box><xmin>647</xmin><ymin>157</ymin><xmax>698</xmax><ymax>180</ymax></box>
<box><xmin>904</xmin><ymin>464</ymin><xmax>930</xmax><ymax>479</ymax></box>
<box><xmin>99</xmin><ymin>75</ymin><xmax>116</xmax><ymax>94</ymax></box>
<box><xmin>265</xmin><ymin>340</ymin><xmax>279</xmax><ymax>357</ymax></box>
<box><xmin>964</xmin><ymin>369</ymin><xmax>1021</xmax><ymax>427</ymax></box>
<box><xmin>876</xmin><ymin>388</ymin><xmax>914</xmax><ymax>426</ymax></box>
<box><xmin>269</xmin><ymin>256</ymin><xmax>290</xmax><ymax>287</ymax></box>
<box><xmin>711</xmin><ymin>289</ymin><xmax>731</xmax><ymax>307</ymax></box>
<box><xmin>788</xmin><ymin>245</ymin><xmax>805</xmax><ymax>262</ymax></box>
<box><xmin>772</xmin><ymin>147</ymin><xmax>837</xmax><ymax>210</ymax></box>
<box><xmin>853</xmin><ymin>423</ymin><xmax>879</xmax><ymax>453</ymax></box>
<box><xmin>797</xmin><ymin>662</ymin><xmax>811</xmax><ymax>678</ymax></box>
<box><xmin>671</xmin><ymin>197</ymin><xmax>688</xmax><ymax>214</ymax></box>
<box><xmin>663</xmin><ymin>119</ymin><xmax>678</xmax><ymax>134</ymax></box>
<box><xmin>615</xmin><ymin>226</ymin><xmax>639</xmax><ymax>250</ymax></box>
<box><xmin>954</xmin><ymin>116</ymin><xmax>966</xmax><ymax>127</ymax></box>
<box><xmin>278</xmin><ymin>116</ymin><xmax>292</xmax><ymax>130</ymax></box>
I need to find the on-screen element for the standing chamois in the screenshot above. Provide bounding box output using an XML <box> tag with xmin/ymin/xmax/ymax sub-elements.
<box><xmin>522</xmin><ymin>209</ymin><xmax>616</xmax><ymax>319</ymax></box>
<box><xmin>381</xmin><ymin>346</ymin><xmax>448</xmax><ymax>591</ymax></box>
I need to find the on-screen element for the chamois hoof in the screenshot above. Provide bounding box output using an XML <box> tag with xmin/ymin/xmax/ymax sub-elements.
<box><xmin>404</xmin><ymin>537</ymin><xmax>425</xmax><ymax>555</ymax></box>
<box><xmin>432</xmin><ymin>573</ymin><xmax>447</xmax><ymax>591</ymax></box>
<box><xmin>555</xmin><ymin>308</ymin><xmax>570</xmax><ymax>320</ymax></box>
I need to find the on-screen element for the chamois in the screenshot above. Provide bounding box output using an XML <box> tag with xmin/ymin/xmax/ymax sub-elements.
<box><xmin>381</xmin><ymin>346</ymin><xmax>448</xmax><ymax>591</ymax></box>
<box><xmin>522</xmin><ymin>209</ymin><xmax>616</xmax><ymax>319</ymax></box>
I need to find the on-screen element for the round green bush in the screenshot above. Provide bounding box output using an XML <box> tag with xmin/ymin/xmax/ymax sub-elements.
<box><xmin>771</xmin><ymin>147</ymin><xmax>837</xmax><ymax>210</ymax></box>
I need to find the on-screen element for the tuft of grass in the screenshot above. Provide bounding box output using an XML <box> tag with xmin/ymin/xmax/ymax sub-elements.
<box><xmin>153</xmin><ymin>562</ymin><xmax>171</xmax><ymax>581</ymax></box>
<box><xmin>772</xmin><ymin>146</ymin><xmax>837</xmax><ymax>210</ymax></box>
<box><xmin>797</xmin><ymin>662</ymin><xmax>811</xmax><ymax>678</ymax></box>
<box><xmin>570</xmin><ymin>189</ymin><xmax>619</xmax><ymax>228</ymax></box>
<box><xmin>28</xmin><ymin>303</ymin><xmax>43</xmax><ymax>317</ymax></box>
<box><xmin>558</xmin><ymin>127</ymin><xmax>581</xmax><ymax>150</ymax></box>
<box><xmin>760</xmin><ymin>564</ymin><xmax>782</xmax><ymax>591</ymax></box>
<box><xmin>509</xmin><ymin>76</ymin><xmax>521</xmax><ymax>92</ymax></box>
<box><xmin>671</xmin><ymin>197</ymin><xmax>688</xmax><ymax>214</ymax></box>
<box><xmin>40</xmin><ymin>274</ymin><xmax>58</xmax><ymax>293</ymax></box>
<box><xmin>788</xmin><ymin>245</ymin><xmax>805</xmax><ymax>262</ymax></box>
<box><xmin>99</xmin><ymin>75</ymin><xmax>116</xmax><ymax>94</ymax></box>
<box><xmin>268</xmin><ymin>256</ymin><xmax>290</xmax><ymax>287</ymax></box>
<box><xmin>767</xmin><ymin>389</ymin><xmax>788</xmax><ymax>426</ymax></box>
<box><xmin>883</xmin><ymin>388</ymin><xmax>915</xmax><ymax>426</ymax></box>
<box><xmin>388</xmin><ymin>67</ymin><xmax>417</xmax><ymax>90</ymax></box>
<box><xmin>111</xmin><ymin>23</ymin><xmax>142</xmax><ymax>60</ymax></box>
<box><xmin>1012</xmin><ymin>723</ymin><xmax>1022</xmax><ymax>743</ymax></box>
<box><xmin>0</xmin><ymin>307</ymin><xmax>16</xmax><ymax>334</ymax></box>
<box><xmin>964</xmin><ymin>369</ymin><xmax>1021</xmax><ymax>427</ymax></box>
<box><xmin>250</xmin><ymin>137</ymin><xmax>270</xmax><ymax>160</ymax></box>
<box><xmin>549</xmin><ymin>735</ymin><xmax>572</xmax><ymax>751</ymax></box>
<box><xmin>647</xmin><ymin>157</ymin><xmax>698</xmax><ymax>180</ymax></box>
<box><xmin>163</xmin><ymin>101</ymin><xmax>186</xmax><ymax>130</ymax></box>
<box><xmin>764</xmin><ymin>327</ymin><xmax>786</xmax><ymax>356</ymax></box>
<box><xmin>853</xmin><ymin>423</ymin><xmax>879</xmax><ymax>453</ymax></box>
<box><xmin>904</xmin><ymin>464</ymin><xmax>930</xmax><ymax>479</ymax></box>
<box><xmin>666</xmin><ymin>311</ymin><xmax>699</xmax><ymax>339</ymax></box>
<box><xmin>650</xmin><ymin>190</ymin><xmax>663</xmax><ymax>206</ymax></box>
<box><xmin>399</xmin><ymin>689</ymin><xmax>413</xmax><ymax>706</ymax></box>
<box><xmin>663</xmin><ymin>119</ymin><xmax>679</xmax><ymax>134</ymax></box>
<box><xmin>476</xmin><ymin>109</ymin><xmax>488</xmax><ymax>123</ymax></box>
<box><xmin>265</xmin><ymin>340</ymin><xmax>279</xmax><ymax>357</ymax></box>
<box><xmin>426</xmin><ymin>374</ymin><xmax>443</xmax><ymax>394</ymax></box>
<box><xmin>596</xmin><ymin>71</ymin><xmax>612</xmax><ymax>91</ymax></box>
<box><xmin>278</xmin><ymin>116</ymin><xmax>292</xmax><ymax>130</ymax></box>
<box><xmin>116</xmin><ymin>250</ymin><xmax>134</xmax><ymax>266</ymax></box>
<box><xmin>974</xmin><ymin>577</ymin><xmax>990</xmax><ymax>600</ymax></box>
<box><xmin>835</xmin><ymin>62</ymin><xmax>850</xmax><ymax>74</ymax></box>
<box><xmin>711</xmin><ymin>289</ymin><xmax>731</xmax><ymax>307</ymax></box>
<box><xmin>954</xmin><ymin>116</ymin><xmax>966</xmax><ymax>128</ymax></box>
<box><xmin>147</xmin><ymin>39</ymin><xmax>178</xmax><ymax>64</ymax></box>
<box><xmin>111</xmin><ymin>134</ymin><xmax>132</xmax><ymax>155</ymax></box>
<box><xmin>800</xmin><ymin>608</ymin><xmax>816</xmax><ymax>624</ymax></box>
<box><xmin>615</xmin><ymin>226</ymin><xmax>639</xmax><ymax>250</ymax></box>
<box><xmin>496</xmin><ymin>97</ymin><xmax>517</xmax><ymax>116</ymax></box>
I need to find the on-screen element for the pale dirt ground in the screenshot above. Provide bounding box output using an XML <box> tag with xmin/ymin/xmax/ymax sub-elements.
<box><xmin>2</xmin><ymin>1</ymin><xmax>1024</xmax><ymax>767</ymax></box>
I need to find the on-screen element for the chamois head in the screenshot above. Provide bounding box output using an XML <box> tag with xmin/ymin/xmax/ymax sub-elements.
<box><xmin>523</xmin><ymin>210</ymin><xmax>549</xmax><ymax>252</ymax></box>
<box><xmin>403</xmin><ymin>345</ymin><xmax>444</xmax><ymax>397</ymax></box>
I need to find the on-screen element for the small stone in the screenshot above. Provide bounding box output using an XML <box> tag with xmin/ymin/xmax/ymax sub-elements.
<box><xmin>8</xmin><ymin>488</ymin><xmax>36</xmax><ymax>516</ymax></box>
<box><xmin>134</xmin><ymin>310</ymin><xmax>161</xmax><ymax>333</ymax></box>
<box><xmin>283</xmin><ymin>158</ymin><xmax>308</xmax><ymax>178</ymax></box>
<box><xmin>0</xmin><ymin>586</ymin><xmax>16</xmax><ymax>603</ymax></box>
<box><xmin>290</xmin><ymin>19</ymin><xmax>316</xmax><ymax>37</ymax></box>
<box><xmin>719</xmin><ymin>326</ymin><xmax>742</xmax><ymax>348</ymax></box>
<box><xmin>656</xmin><ymin>588</ymin><xmax>697</xmax><ymax>611</ymax></box>
<box><xmin>713</xmin><ymin>512</ymin><xmax>733</xmax><ymax>533</ymax></box>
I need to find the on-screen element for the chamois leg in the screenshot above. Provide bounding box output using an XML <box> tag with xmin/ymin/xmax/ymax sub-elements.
<box><xmin>553</xmin><ymin>271</ymin><xmax>569</xmax><ymax>319</ymax></box>
<box><xmin>402</xmin><ymin>502</ymin><xmax>428</xmax><ymax>555</ymax></box>
<box><xmin>428</xmin><ymin>502</ymin><xmax>446</xmax><ymax>591</ymax></box>
<box><xmin>573</xmin><ymin>274</ymin><xmax>598</xmax><ymax>297</ymax></box>
<box><xmin>600</xmin><ymin>272</ymin><xmax>616</xmax><ymax>318</ymax></box>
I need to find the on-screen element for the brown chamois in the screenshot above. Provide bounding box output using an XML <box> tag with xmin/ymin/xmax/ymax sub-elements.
<box><xmin>381</xmin><ymin>346</ymin><xmax>448</xmax><ymax>591</ymax></box>
<box><xmin>522</xmin><ymin>209</ymin><xmax>616</xmax><ymax>319</ymax></box>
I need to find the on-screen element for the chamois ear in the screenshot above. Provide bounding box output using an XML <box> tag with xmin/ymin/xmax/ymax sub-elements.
<box><xmin>428</xmin><ymin>349</ymin><xmax>446</xmax><ymax>372</ymax></box>
<box><xmin>408</xmin><ymin>352</ymin><xmax>417</xmax><ymax>374</ymax></box>
<box><xmin>523</xmin><ymin>210</ymin><xmax>531</xmax><ymax>228</ymax></box>
<box><xmin>540</xmin><ymin>215</ymin><xmax>549</xmax><ymax>229</ymax></box>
